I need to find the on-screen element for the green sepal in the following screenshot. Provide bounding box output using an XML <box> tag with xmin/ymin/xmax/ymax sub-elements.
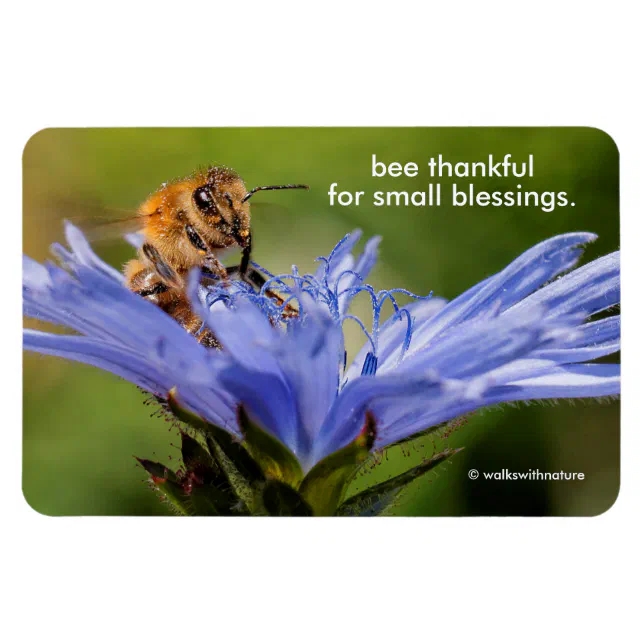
<box><xmin>135</xmin><ymin>458</ymin><xmax>190</xmax><ymax>516</ymax></box>
<box><xmin>168</xmin><ymin>388</ymin><xmax>266</xmax><ymax>512</ymax></box>
<box><xmin>136</xmin><ymin>457</ymin><xmax>175</xmax><ymax>482</ymax></box>
<box><xmin>262</xmin><ymin>480</ymin><xmax>313</xmax><ymax>517</ymax></box>
<box><xmin>136</xmin><ymin>455</ymin><xmax>241</xmax><ymax>516</ymax></box>
<box><xmin>298</xmin><ymin>412</ymin><xmax>377</xmax><ymax>516</ymax></box>
<box><xmin>168</xmin><ymin>388</ymin><xmax>263</xmax><ymax>481</ymax></box>
<box><xmin>188</xmin><ymin>481</ymin><xmax>248</xmax><ymax>516</ymax></box>
<box><xmin>180</xmin><ymin>431</ymin><xmax>214</xmax><ymax>471</ymax></box>
<box><xmin>155</xmin><ymin>479</ymin><xmax>192</xmax><ymax>516</ymax></box>
<box><xmin>238</xmin><ymin>406</ymin><xmax>303</xmax><ymax>487</ymax></box>
<box><xmin>336</xmin><ymin>448</ymin><xmax>462</xmax><ymax>516</ymax></box>
<box><xmin>180</xmin><ymin>433</ymin><xmax>250</xmax><ymax>515</ymax></box>
<box><xmin>203</xmin><ymin>428</ymin><xmax>264</xmax><ymax>484</ymax></box>
<box><xmin>205</xmin><ymin>434</ymin><xmax>265</xmax><ymax>514</ymax></box>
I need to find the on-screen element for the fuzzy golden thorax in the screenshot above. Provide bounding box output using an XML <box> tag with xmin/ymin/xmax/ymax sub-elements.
<box><xmin>136</xmin><ymin>166</ymin><xmax>251</xmax><ymax>276</ymax></box>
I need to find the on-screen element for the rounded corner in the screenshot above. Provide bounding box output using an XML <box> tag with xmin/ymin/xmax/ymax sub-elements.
<box><xmin>22</xmin><ymin>127</ymin><xmax>57</xmax><ymax>164</ymax></box>
<box><xmin>581</xmin><ymin>126</ymin><xmax>620</xmax><ymax>157</ymax></box>
<box><xmin>588</xmin><ymin>479</ymin><xmax>621</xmax><ymax>518</ymax></box>
<box><xmin>22</xmin><ymin>485</ymin><xmax>58</xmax><ymax>518</ymax></box>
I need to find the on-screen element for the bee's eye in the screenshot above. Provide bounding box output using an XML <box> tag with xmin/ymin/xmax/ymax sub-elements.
<box><xmin>193</xmin><ymin>187</ymin><xmax>216</xmax><ymax>213</ymax></box>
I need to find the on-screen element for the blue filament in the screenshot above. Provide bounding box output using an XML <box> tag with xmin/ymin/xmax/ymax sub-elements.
<box><xmin>200</xmin><ymin>240</ymin><xmax>430</xmax><ymax>374</ymax></box>
<box><xmin>361</xmin><ymin>351</ymin><xmax>378</xmax><ymax>376</ymax></box>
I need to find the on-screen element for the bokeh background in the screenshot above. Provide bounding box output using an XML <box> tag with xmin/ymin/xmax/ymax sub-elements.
<box><xmin>23</xmin><ymin>128</ymin><xmax>619</xmax><ymax>516</ymax></box>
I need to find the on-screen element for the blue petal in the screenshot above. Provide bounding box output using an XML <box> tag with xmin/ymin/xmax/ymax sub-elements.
<box><xmin>63</xmin><ymin>221</ymin><xmax>124</xmax><ymax>282</ymax></box>
<box><xmin>218</xmin><ymin>362</ymin><xmax>301</xmax><ymax>453</ymax></box>
<box><xmin>508</xmin><ymin>251</ymin><xmax>620</xmax><ymax>319</ymax></box>
<box><xmin>215</xmin><ymin>295</ymin><xmax>344</xmax><ymax>459</ymax></box>
<box><xmin>24</xmin><ymin>330</ymin><xmax>238</xmax><ymax>430</ymax></box>
<box><xmin>369</xmin><ymin>380</ymin><xmax>469</xmax><ymax>446</ymax></box>
<box><xmin>205</xmin><ymin>298</ymin><xmax>279</xmax><ymax>372</ymax></box>
<box><xmin>478</xmin><ymin>320</ymin><xmax>621</xmax><ymax>386</ymax></box>
<box><xmin>311</xmin><ymin>373</ymin><xmax>442</xmax><ymax>466</ymax></box>
<box><xmin>26</xmin><ymin>251</ymin><xmax>203</xmax><ymax>365</ymax></box>
<box><xmin>487</xmin><ymin>363</ymin><xmax>621</xmax><ymax>401</ymax></box>
<box><xmin>397</xmin><ymin>306</ymin><xmax>580</xmax><ymax>380</ymax></box>
<box><xmin>124</xmin><ymin>232</ymin><xmax>145</xmax><ymax>248</ymax></box>
<box><xmin>406</xmin><ymin>233</ymin><xmax>597</xmax><ymax>350</ymax></box>
<box><xmin>314</xmin><ymin>230</ymin><xmax>362</xmax><ymax>284</ymax></box>
<box><xmin>336</xmin><ymin>235</ymin><xmax>382</xmax><ymax>314</ymax></box>
<box><xmin>273</xmin><ymin>297</ymin><xmax>344</xmax><ymax>453</ymax></box>
<box><xmin>24</xmin><ymin>330</ymin><xmax>171</xmax><ymax>392</ymax></box>
<box><xmin>23</xmin><ymin>255</ymin><xmax>52</xmax><ymax>287</ymax></box>
<box><xmin>371</xmin><ymin>363</ymin><xmax>619</xmax><ymax>447</ymax></box>
<box><xmin>529</xmin><ymin>315</ymin><xmax>620</xmax><ymax>363</ymax></box>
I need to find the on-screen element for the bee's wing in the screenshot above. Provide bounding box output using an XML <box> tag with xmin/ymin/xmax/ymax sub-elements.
<box><xmin>44</xmin><ymin>197</ymin><xmax>151</xmax><ymax>243</ymax></box>
<box><xmin>67</xmin><ymin>213</ymin><xmax>148</xmax><ymax>242</ymax></box>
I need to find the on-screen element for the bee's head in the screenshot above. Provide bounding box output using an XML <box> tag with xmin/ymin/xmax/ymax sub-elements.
<box><xmin>191</xmin><ymin>168</ymin><xmax>309</xmax><ymax>249</ymax></box>
<box><xmin>190</xmin><ymin>167</ymin><xmax>252</xmax><ymax>248</ymax></box>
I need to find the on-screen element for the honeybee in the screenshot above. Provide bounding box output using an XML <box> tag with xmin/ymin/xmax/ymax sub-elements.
<box><xmin>124</xmin><ymin>166</ymin><xmax>308</xmax><ymax>347</ymax></box>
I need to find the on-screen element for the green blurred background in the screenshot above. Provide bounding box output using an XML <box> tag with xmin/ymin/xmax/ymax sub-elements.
<box><xmin>23</xmin><ymin>128</ymin><xmax>620</xmax><ymax>516</ymax></box>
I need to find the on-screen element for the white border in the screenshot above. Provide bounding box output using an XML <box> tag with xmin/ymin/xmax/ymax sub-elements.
<box><xmin>5</xmin><ymin>2</ymin><xmax>642</xmax><ymax>643</ymax></box>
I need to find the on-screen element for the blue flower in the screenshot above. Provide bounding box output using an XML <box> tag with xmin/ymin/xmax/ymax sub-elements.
<box><xmin>24</xmin><ymin>224</ymin><xmax>620</xmax><ymax>472</ymax></box>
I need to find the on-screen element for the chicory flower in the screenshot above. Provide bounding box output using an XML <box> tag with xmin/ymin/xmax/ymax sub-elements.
<box><xmin>23</xmin><ymin>225</ymin><xmax>620</xmax><ymax>514</ymax></box>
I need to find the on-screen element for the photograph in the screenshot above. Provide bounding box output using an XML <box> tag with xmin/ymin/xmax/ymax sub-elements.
<box><xmin>23</xmin><ymin>127</ymin><xmax>620</xmax><ymax>517</ymax></box>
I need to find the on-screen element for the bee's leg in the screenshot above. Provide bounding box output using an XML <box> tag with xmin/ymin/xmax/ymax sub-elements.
<box><xmin>225</xmin><ymin>265</ymin><xmax>265</xmax><ymax>288</ymax></box>
<box><xmin>225</xmin><ymin>263</ymin><xmax>298</xmax><ymax>319</ymax></box>
<box><xmin>141</xmin><ymin>243</ymin><xmax>182</xmax><ymax>289</ymax></box>
<box><xmin>184</xmin><ymin>224</ymin><xmax>229</xmax><ymax>281</ymax></box>
<box><xmin>125</xmin><ymin>259</ymin><xmax>170</xmax><ymax>302</ymax></box>
<box><xmin>226</xmin><ymin>231</ymin><xmax>297</xmax><ymax>317</ymax></box>
<box><xmin>239</xmin><ymin>231</ymin><xmax>252</xmax><ymax>278</ymax></box>
<box><xmin>167</xmin><ymin>296</ymin><xmax>221</xmax><ymax>349</ymax></box>
<box><xmin>196</xmin><ymin>328</ymin><xmax>221</xmax><ymax>348</ymax></box>
<box><xmin>202</xmin><ymin>256</ymin><xmax>229</xmax><ymax>282</ymax></box>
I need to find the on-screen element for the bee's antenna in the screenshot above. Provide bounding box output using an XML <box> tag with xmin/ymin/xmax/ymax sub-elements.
<box><xmin>242</xmin><ymin>184</ymin><xmax>309</xmax><ymax>203</ymax></box>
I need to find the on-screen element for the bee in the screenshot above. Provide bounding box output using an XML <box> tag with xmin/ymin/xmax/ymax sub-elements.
<box><xmin>124</xmin><ymin>166</ymin><xmax>308</xmax><ymax>347</ymax></box>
